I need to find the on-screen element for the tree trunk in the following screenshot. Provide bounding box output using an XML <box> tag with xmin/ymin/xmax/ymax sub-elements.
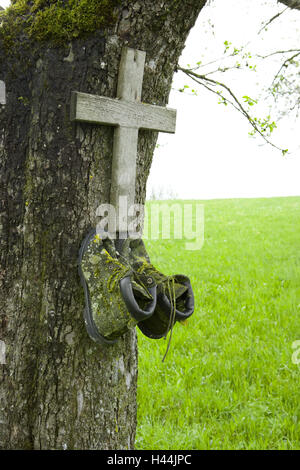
<box><xmin>0</xmin><ymin>0</ymin><xmax>206</xmax><ymax>450</ymax></box>
<box><xmin>278</xmin><ymin>0</ymin><xmax>300</xmax><ymax>10</ymax></box>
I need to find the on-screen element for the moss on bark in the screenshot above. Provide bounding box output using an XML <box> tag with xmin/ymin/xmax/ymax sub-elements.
<box><xmin>1</xmin><ymin>0</ymin><xmax>121</xmax><ymax>47</ymax></box>
<box><xmin>0</xmin><ymin>0</ymin><xmax>208</xmax><ymax>450</ymax></box>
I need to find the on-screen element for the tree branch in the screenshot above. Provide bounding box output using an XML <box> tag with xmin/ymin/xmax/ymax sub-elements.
<box><xmin>272</xmin><ymin>51</ymin><xmax>300</xmax><ymax>84</ymax></box>
<box><xmin>257</xmin><ymin>7</ymin><xmax>289</xmax><ymax>35</ymax></box>
<box><xmin>257</xmin><ymin>48</ymin><xmax>300</xmax><ymax>59</ymax></box>
<box><xmin>178</xmin><ymin>66</ymin><xmax>286</xmax><ymax>153</ymax></box>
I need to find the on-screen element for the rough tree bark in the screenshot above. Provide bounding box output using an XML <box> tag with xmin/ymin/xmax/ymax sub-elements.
<box><xmin>278</xmin><ymin>0</ymin><xmax>300</xmax><ymax>10</ymax></box>
<box><xmin>0</xmin><ymin>0</ymin><xmax>207</xmax><ymax>450</ymax></box>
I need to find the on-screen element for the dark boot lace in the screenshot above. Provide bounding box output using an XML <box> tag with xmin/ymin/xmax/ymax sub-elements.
<box><xmin>135</xmin><ymin>259</ymin><xmax>177</xmax><ymax>362</ymax></box>
<box><xmin>102</xmin><ymin>249</ymin><xmax>132</xmax><ymax>292</ymax></box>
<box><xmin>106</xmin><ymin>248</ymin><xmax>178</xmax><ymax>362</ymax></box>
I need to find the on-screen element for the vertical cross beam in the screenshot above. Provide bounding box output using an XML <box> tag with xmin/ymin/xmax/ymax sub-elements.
<box><xmin>70</xmin><ymin>47</ymin><xmax>177</xmax><ymax>237</ymax></box>
<box><xmin>110</xmin><ymin>48</ymin><xmax>145</xmax><ymax>234</ymax></box>
<box><xmin>0</xmin><ymin>81</ymin><xmax>6</xmax><ymax>105</ymax></box>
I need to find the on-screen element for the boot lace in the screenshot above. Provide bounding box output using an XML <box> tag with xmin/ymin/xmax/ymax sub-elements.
<box><xmin>136</xmin><ymin>260</ymin><xmax>177</xmax><ymax>362</ymax></box>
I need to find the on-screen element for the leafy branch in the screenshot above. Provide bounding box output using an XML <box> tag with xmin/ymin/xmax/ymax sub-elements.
<box><xmin>272</xmin><ymin>51</ymin><xmax>300</xmax><ymax>84</ymax></box>
<box><xmin>256</xmin><ymin>6</ymin><xmax>289</xmax><ymax>35</ymax></box>
<box><xmin>177</xmin><ymin>66</ymin><xmax>288</xmax><ymax>155</ymax></box>
<box><xmin>174</xmin><ymin>3</ymin><xmax>300</xmax><ymax>156</ymax></box>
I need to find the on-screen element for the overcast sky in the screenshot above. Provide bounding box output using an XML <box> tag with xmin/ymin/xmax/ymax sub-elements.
<box><xmin>149</xmin><ymin>0</ymin><xmax>300</xmax><ymax>199</ymax></box>
<box><xmin>1</xmin><ymin>0</ymin><xmax>300</xmax><ymax>200</ymax></box>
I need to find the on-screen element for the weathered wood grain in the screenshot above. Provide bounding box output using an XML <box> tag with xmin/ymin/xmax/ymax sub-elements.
<box><xmin>110</xmin><ymin>126</ymin><xmax>139</xmax><ymax>232</ymax></box>
<box><xmin>70</xmin><ymin>92</ymin><xmax>176</xmax><ymax>133</ymax></box>
<box><xmin>70</xmin><ymin>47</ymin><xmax>177</xmax><ymax>232</ymax></box>
<box><xmin>0</xmin><ymin>81</ymin><xmax>5</xmax><ymax>105</ymax></box>
<box><xmin>117</xmin><ymin>47</ymin><xmax>145</xmax><ymax>102</ymax></box>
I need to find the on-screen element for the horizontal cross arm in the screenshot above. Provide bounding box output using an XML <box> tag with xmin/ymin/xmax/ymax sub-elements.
<box><xmin>70</xmin><ymin>91</ymin><xmax>177</xmax><ymax>134</ymax></box>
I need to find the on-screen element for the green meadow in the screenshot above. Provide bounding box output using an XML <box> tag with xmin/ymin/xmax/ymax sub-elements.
<box><xmin>136</xmin><ymin>196</ymin><xmax>300</xmax><ymax>450</ymax></box>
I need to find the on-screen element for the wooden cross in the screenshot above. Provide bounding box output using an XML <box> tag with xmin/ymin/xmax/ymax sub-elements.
<box><xmin>0</xmin><ymin>81</ymin><xmax>5</xmax><ymax>105</ymax></box>
<box><xmin>70</xmin><ymin>47</ymin><xmax>177</xmax><ymax>235</ymax></box>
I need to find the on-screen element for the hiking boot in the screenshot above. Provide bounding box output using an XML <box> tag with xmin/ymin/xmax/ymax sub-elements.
<box><xmin>78</xmin><ymin>229</ymin><xmax>157</xmax><ymax>344</ymax></box>
<box><xmin>119</xmin><ymin>238</ymin><xmax>195</xmax><ymax>341</ymax></box>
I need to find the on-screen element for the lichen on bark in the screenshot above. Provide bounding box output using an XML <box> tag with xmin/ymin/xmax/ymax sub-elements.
<box><xmin>0</xmin><ymin>0</ymin><xmax>208</xmax><ymax>450</ymax></box>
<box><xmin>1</xmin><ymin>0</ymin><xmax>121</xmax><ymax>47</ymax></box>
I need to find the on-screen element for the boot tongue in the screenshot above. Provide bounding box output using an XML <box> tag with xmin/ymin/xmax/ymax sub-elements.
<box><xmin>131</xmin><ymin>280</ymin><xmax>153</xmax><ymax>300</ymax></box>
<box><xmin>133</xmin><ymin>270</ymin><xmax>157</xmax><ymax>300</ymax></box>
<box><xmin>129</xmin><ymin>239</ymin><xmax>151</xmax><ymax>263</ymax></box>
<box><xmin>173</xmin><ymin>282</ymin><xmax>188</xmax><ymax>298</ymax></box>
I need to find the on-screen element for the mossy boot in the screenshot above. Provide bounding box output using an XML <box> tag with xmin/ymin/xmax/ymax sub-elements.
<box><xmin>78</xmin><ymin>229</ymin><xmax>157</xmax><ymax>344</ymax></box>
<box><xmin>119</xmin><ymin>238</ymin><xmax>195</xmax><ymax>340</ymax></box>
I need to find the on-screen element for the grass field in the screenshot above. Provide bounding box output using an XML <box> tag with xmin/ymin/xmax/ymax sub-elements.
<box><xmin>135</xmin><ymin>196</ymin><xmax>300</xmax><ymax>450</ymax></box>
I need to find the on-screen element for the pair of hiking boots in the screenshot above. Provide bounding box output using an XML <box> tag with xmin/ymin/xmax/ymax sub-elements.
<box><xmin>78</xmin><ymin>229</ymin><xmax>194</xmax><ymax>357</ymax></box>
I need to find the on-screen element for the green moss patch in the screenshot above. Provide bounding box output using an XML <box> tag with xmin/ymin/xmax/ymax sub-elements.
<box><xmin>1</xmin><ymin>0</ymin><xmax>121</xmax><ymax>47</ymax></box>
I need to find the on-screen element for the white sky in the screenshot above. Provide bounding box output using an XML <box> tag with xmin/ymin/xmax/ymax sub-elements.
<box><xmin>1</xmin><ymin>0</ymin><xmax>300</xmax><ymax>200</ymax></box>
<box><xmin>148</xmin><ymin>0</ymin><xmax>300</xmax><ymax>200</ymax></box>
